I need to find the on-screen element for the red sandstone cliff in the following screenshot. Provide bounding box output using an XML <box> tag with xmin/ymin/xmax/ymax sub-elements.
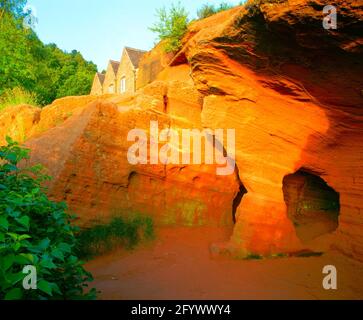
<box><xmin>1</xmin><ymin>0</ymin><xmax>362</xmax><ymax>260</ymax></box>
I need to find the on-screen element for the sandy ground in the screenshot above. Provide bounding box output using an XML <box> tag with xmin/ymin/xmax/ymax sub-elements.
<box><xmin>86</xmin><ymin>227</ymin><xmax>363</xmax><ymax>300</ymax></box>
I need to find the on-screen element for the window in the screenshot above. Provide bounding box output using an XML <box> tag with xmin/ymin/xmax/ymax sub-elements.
<box><xmin>120</xmin><ymin>77</ymin><xmax>126</xmax><ymax>93</ymax></box>
<box><xmin>108</xmin><ymin>84</ymin><xmax>115</xmax><ymax>93</ymax></box>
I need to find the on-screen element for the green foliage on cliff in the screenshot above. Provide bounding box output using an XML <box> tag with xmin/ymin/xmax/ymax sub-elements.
<box><xmin>149</xmin><ymin>2</ymin><xmax>189</xmax><ymax>53</ymax></box>
<box><xmin>150</xmin><ymin>2</ymin><xmax>248</xmax><ymax>52</ymax></box>
<box><xmin>0</xmin><ymin>1</ymin><xmax>97</xmax><ymax>107</ymax></box>
<box><xmin>0</xmin><ymin>138</ymin><xmax>96</xmax><ymax>300</ymax></box>
<box><xmin>245</xmin><ymin>0</ymin><xmax>287</xmax><ymax>15</ymax></box>
<box><xmin>197</xmin><ymin>2</ymin><xmax>235</xmax><ymax>19</ymax></box>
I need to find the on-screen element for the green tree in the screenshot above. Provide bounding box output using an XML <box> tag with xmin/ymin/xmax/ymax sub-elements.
<box><xmin>0</xmin><ymin>138</ymin><xmax>96</xmax><ymax>300</ymax></box>
<box><xmin>0</xmin><ymin>15</ymin><xmax>36</xmax><ymax>96</ymax></box>
<box><xmin>56</xmin><ymin>70</ymin><xmax>95</xmax><ymax>98</ymax></box>
<box><xmin>149</xmin><ymin>2</ymin><xmax>189</xmax><ymax>53</ymax></box>
<box><xmin>0</xmin><ymin>0</ymin><xmax>26</xmax><ymax>18</ymax></box>
<box><xmin>0</xmin><ymin>1</ymin><xmax>97</xmax><ymax>107</ymax></box>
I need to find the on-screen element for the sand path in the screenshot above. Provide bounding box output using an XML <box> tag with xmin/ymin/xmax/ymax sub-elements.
<box><xmin>86</xmin><ymin>227</ymin><xmax>363</xmax><ymax>300</ymax></box>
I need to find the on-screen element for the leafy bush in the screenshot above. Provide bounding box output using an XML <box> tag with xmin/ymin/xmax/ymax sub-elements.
<box><xmin>197</xmin><ymin>2</ymin><xmax>235</xmax><ymax>20</ymax></box>
<box><xmin>0</xmin><ymin>137</ymin><xmax>96</xmax><ymax>300</ymax></box>
<box><xmin>197</xmin><ymin>4</ymin><xmax>216</xmax><ymax>19</ymax></box>
<box><xmin>149</xmin><ymin>2</ymin><xmax>189</xmax><ymax>53</ymax></box>
<box><xmin>0</xmin><ymin>87</ymin><xmax>38</xmax><ymax>111</ymax></box>
<box><xmin>77</xmin><ymin>215</ymin><xmax>155</xmax><ymax>259</ymax></box>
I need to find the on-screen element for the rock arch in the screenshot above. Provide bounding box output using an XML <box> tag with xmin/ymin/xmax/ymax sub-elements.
<box><xmin>282</xmin><ymin>169</ymin><xmax>340</xmax><ymax>243</ymax></box>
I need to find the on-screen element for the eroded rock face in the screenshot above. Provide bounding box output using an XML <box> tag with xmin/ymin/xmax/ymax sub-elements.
<box><xmin>2</xmin><ymin>0</ymin><xmax>362</xmax><ymax>260</ymax></box>
<box><xmin>178</xmin><ymin>0</ymin><xmax>363</xmax><ymax>258</ymax></box>
<box><xmin>0</xmin><ymin>104</ymin><xmax>40</xmax><ymax>145</ymax></box>
<box><xmin>22</xmin><ymin>81</ymin><xmax>241</xmax><ymax>228</ymax></box>
<box><xmin>0</xmin><ymin>96</ymin><xmax>99</xmax><ymax>145</ymax></box>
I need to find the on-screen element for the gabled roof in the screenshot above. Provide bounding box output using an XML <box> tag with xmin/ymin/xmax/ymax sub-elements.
<box><xmin>124</xmin><ymin>47</ymin><xmax>147</xmax><ymax>69</ymax></box>
<box><xmin>96</xmin><ymin>72</ymin><xmax>105</xmax><ymax>84</ymax></box>
<box><xmin>109</xmin><ymin>60</ymin><xmax>120</xmax><ymax>74</ymax></box>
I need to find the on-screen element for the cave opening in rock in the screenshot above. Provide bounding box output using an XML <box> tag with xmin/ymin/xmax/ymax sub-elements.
<box><xmin>212</xmin><ymin>134</ymin><xmax>248</xmax><ymax>225</ymax></box>
<box><xmin>283</xmin><ymin>169</ymin><xmax>340</xmax><ymax>243</ymax></box>
<box><xmin>232</xmin><ymin>184</ymin><xmax>248</xmax><ymax>224</ymax></box>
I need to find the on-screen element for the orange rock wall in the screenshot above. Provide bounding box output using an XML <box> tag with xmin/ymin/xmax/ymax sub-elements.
<box><xmin>20</xmin><ymin>85</ymin><xmax>240</xmax><ymax>229</ymax></box>
<box><xmin>2</xmin><ymin>0</ymin><xmax>363</xmax><ymax>261</ymax></box>
<box><xmin>0</xmin><ymin>96</ymin><xmax>98</xmax><ymax>145</ymax></box>
<box><xmin>180</xmin><ymin>0</ymin><xmax>363</xmax><ymax>258</ymax></box>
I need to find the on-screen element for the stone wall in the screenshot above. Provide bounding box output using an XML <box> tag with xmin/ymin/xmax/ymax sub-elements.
<box><xmin>116</xmin><ymin>51</ymin><xmax>136</xmax><ymax>95</ymax></box>
<box><xmin>103</xmin><ymin>62</ymin><xmax>117</xmax><ymax>94</ymax></box>
<box><xmin>90</xmin><ymin>75</ymin><xmax>103</xmax><ymax>95</ymax></box>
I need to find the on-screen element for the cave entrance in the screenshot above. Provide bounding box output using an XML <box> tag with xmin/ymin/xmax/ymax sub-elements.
<box><xmin>283</xmin><ymin>169</ymin><xmax>340</xmax><ymax>243</ymax></box>
<box><xmin>232</xmin><ymin>184</ymin><xmax>247</xmax><ymax>224</ymax></box>
<box><xmin>212</xmin><ymin>134</ymin><xmax>248</xmax><ymax>225</ymax></box>
<box><xmin>232</xmin><ymin>166</ymin><xmax>248</xmax><ymax>224</ymax></box>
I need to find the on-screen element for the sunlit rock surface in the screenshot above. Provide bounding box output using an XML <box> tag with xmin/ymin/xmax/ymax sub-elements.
<box><xmin>1</xmin><ymin>0</ymin><xmax>362</xmax><ymax>260</ymax></box>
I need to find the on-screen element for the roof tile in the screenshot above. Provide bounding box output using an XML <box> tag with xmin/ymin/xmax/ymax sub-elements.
<box><xmin>125</xmin><ymin>47</ymin><xmax>147</xmax><ymax>68</ymax></box>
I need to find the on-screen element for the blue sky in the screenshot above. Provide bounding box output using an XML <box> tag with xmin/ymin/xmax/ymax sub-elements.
<box><xmin>27</xmin><ymin>0</ymin><xmax>242</xmax><ymax>71</ymax></box>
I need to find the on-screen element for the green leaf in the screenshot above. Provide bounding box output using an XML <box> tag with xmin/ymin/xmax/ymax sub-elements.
<box><xmin>18</xmin><ymin>234</ymin><xmax>31</xmax><ymax>241</ymax></box>
<box><xmin>51</xmin><ymin>248</ymin><xmax>64</xmax><ymax>261</ymax></box>
<box><xmin>16</xmin><ymin>216</ymin><xmax>30</xmax><ymax>229</ymax></box>
<box><xmin>0</xmin><ymin>216</ymin><xmax>9</xmax><ymax>230</ymax></box>
<box><xmin>31</xmin><ymin>187</ymin><xmax>40</xmax><ymax>194</ymax></box>
<box><xmin>50</xmin><ymin>282</ymin><xmax>62</xmax><ymax>295</ymax></box>
<box><xmin>13</xmin><ymin>254</ymin><xmax>32</xmax><ymax>265</ymax></box>
<box><xmin>38</xmin><ymin>280</ymin><xmax>53</xmax><ymax>296</ymax></box>
<box><xmin>40</xmin><ymin>255</ymin><xmax>57</xmax><ymax>269</ymax></box>
<box><xmin>2</xmin><ymin>255</ymin><xmax>15</xmax><ymax>271</ymax></box>
<box><xmin>7</xmin><ymin>232</ymin><xmax>19</xmax><ymax>241</ymax></box>
<box><xmin>58</xmin><ymin>242</ymin><xmax>71</xmax><ymax>253</ymax></box>
<box><xmin>4</xmin><ymin>162</ymin><xmax>17</xmax><ymax>170</ymax></box>
<box><xmin>5</xmin><ymin>288</ymin><xmax>23</xmax><ymax>300</ymax></box>
<box><xmin>5</xmin><ymin>136</ymin><xmax>14</xmax><ymax>146</ymax></box>
<box><xmin>33</xmin><ymin>238</ymin><xmax>50</xmax><ymax>252</ymax></box>
<box><xmin>6</xmin><ymin>271</ymin><xmax>25</xmax><ymax>286</ymax></box>
<box><xmin>12</xmin><ymin>242</ymin><xmax>22</xmax><ymax>252</ymax></box>
<box><xmin>6</xmin><ymin>207</ymin><xmax>20</xmax><ymax>218</ymax></box>
<box><xmin>19</xmin><ymin>253</ymin><xmax>35</xmax><ymax>264</ymax></box>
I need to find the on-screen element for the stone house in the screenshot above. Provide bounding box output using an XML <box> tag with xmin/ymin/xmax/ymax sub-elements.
<box><xmin>90</xmin><ymin>72</ymin><xmax>105</xmax><ymax>95</ymax></box>
<box><xmin>102</xmin><ymin>60</ymin><xmax>120</xmax><ymax>94</ymax></box>
<box><xmin>90</xmin><ymin>47</ymin><xmax>146</xmax><ymax>95</ymax></box>
<box><xmin>116</xmin><ymin>47</ymin><xmax>146</xmax><ymax>95</ymax></box>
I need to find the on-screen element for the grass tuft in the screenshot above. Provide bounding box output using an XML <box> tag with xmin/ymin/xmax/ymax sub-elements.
<box><xmin>0</xmin><ymin>87</ymin><xmax>38</xmax><ymax>111</ymax></box>
<box><xmin>245</xmin><ymin>253</ymin><xmax>264</xmax><ymax>260</ymax></box>
<box><xmin>76</xmin><ymin>215</ymin><xmax>155</xmax><ymax>259</ymax></box>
